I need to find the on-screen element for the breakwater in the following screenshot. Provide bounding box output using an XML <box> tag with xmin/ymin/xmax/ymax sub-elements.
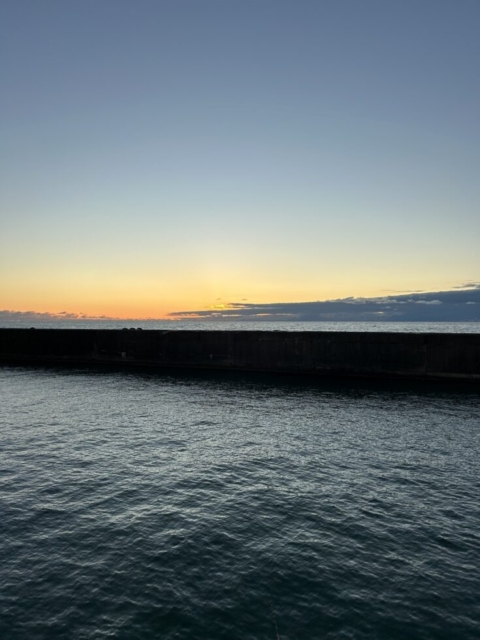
<box><xmin>1</xmin><ymin>328</ymin><xmax>479</xmax><ymax>381</ymax></box>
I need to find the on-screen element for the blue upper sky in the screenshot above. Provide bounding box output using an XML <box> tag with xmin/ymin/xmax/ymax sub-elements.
<box><xmin>1</xmin><ymin>1</ymin><xmax>479</xmax><ymax>318</ymax></box>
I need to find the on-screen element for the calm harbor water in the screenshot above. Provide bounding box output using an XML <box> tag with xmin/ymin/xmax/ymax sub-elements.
<box><xmin>0</xmin><ymin>362</ymin><xmax>479</xmax><ymax>639</ymax></box>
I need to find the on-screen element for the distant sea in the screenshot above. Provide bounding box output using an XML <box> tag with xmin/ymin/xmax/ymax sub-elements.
<box><xmin>2</xmin><ymin>319</ymin><xmax>480</xmax><ymax>332</ymax></box>
<box><xmin>1</xmin><ymin>321</ymin><xmax>479</xmax><ymax>639</ymax></box>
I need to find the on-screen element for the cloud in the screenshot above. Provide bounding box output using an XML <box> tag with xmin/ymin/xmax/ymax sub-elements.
<box><xmin>2</xmin><ymin>284</ymin><xmax>480</xmax><ymax>325</ymax></box>
<box><xmin>169</xmin><ymin>286</ymin><xmax>480</xmax><ymax>322</ymax></box>
<box><xmin>0</xmin><ymin>310</ymin><xmax>117</xmax><ymax>322</ymax></box>
<box><xmin>452</xmin><ymin>282</ymin><xmax>480</xmax><ymax>290</ymax></box>
<box><xmin>381</xmin><ymin>289</ymin><xmax>427</xmax><ymax>294</ymax></box>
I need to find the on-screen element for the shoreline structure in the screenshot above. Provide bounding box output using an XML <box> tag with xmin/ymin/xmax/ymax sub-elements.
<box><xmin>0</xmin><ymin>328</ymin><xmax>479</xmax><ymax>382</ymax></box>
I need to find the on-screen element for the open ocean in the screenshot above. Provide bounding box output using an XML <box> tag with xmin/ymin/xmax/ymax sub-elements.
<box><xmin>1</xmin><ymin>322</ymin><xmax>479</xmax><ymax>639</ymax></box>
<box><xmin>1</xmin><ymin>320</ymin><xmax>480</xmax><ymax>332</ymax></box>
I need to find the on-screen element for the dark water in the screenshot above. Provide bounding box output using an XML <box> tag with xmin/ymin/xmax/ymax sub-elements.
<box><xmin>1</xmin><ymin>366</ymin><xmax>479</xmax><ymax>639</ymax></box>
<box><xmin>2</xmin><ymin>319</ymin><xmax>480</xmax><ymax>332</ymax></box>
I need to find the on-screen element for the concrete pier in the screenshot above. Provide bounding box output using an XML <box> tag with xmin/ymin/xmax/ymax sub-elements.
<box><xmin>0</xmin><ymin>329</ymin><xmax>479</xmax><ymax>381</ymax></box>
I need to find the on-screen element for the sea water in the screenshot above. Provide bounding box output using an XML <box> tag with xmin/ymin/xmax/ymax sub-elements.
<box><xmin>1</xmin><ymin>320</ymin><xmax>480</xmax><ymax>332</ymax></box>
<box><xmin>0</xmin><ymin>361</ymin><xmax>479</xmax><ymax>639</ymax></box>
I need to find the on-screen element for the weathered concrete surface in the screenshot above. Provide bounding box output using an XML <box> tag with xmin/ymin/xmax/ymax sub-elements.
<box><xmin>0</xmin><ymin>329</ymin><xmax>479</xmax><ymax>381</ymax></box>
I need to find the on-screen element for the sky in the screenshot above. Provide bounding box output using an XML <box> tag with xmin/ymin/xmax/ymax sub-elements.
<box><xmin>1</xmin><ymin>0</ymin><xmax>479</xmax><ymax>319</ymax></box>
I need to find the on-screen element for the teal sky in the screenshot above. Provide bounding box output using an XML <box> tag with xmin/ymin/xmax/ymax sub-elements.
<box><xmin>1</xmin><ymin>0</ymin><xmax>479</xmax><ymax>318</ymax></box>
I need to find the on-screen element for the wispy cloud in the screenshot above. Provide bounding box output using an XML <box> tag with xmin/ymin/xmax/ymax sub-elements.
<box><xmin>452</xmin><ymin>282</ymin><xmax>480</xmax><ymax>290</ymax></box>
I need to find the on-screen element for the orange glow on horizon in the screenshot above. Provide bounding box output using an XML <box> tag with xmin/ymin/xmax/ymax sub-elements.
<box><xmin>1</xmin><ymin>263</ymin><xmax>471</xmax><ymax>320</ymax></box>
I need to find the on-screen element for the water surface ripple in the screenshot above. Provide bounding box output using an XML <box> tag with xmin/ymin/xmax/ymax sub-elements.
<box><xmin>0</xmin><ymin>366</ymin><xmax>479</xmax><ymax>639</ymax></box>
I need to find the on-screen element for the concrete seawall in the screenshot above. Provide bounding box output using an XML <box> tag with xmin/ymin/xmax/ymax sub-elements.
<box><xmin>1</xmin><ymin>328</ymin><xmax>479</xmax><ymax>382</ymax></box>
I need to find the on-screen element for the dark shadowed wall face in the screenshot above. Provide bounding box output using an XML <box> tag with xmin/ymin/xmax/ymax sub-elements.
<box><xmin>1</xmin><ymin>328</ymin><xmax>479</xmax><ymax>381</ymax></box>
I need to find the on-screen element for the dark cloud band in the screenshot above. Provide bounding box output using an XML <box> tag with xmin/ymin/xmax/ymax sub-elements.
<box><xmin>170</xmin><ymin>286</ymin><xmax>480</xmax><ymax>322</ymax></box>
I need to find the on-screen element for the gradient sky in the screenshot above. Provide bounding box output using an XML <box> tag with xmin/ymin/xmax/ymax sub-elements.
<box><xmin>1</xmin><ymin>0</ymin><xmax>479</xmax><ymax>318</ymax></box>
